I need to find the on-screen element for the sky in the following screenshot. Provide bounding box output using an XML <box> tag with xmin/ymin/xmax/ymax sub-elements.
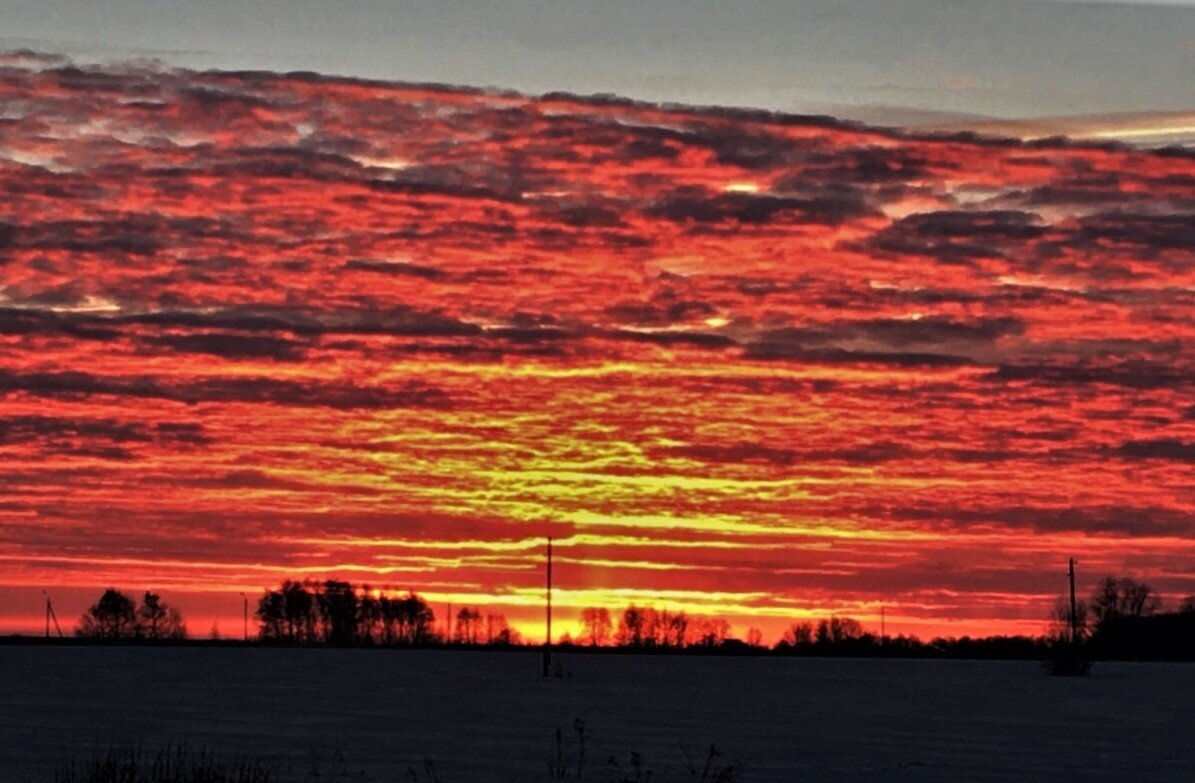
<box><xmin>2</xmin><ymin>0</ymin><xmax>1194</xmax><ymax>134</ymax></box>
<box><xmin>0</xmin><ymin>54</ymin><xmax>1192</xmax><ymax>642</ymax></box>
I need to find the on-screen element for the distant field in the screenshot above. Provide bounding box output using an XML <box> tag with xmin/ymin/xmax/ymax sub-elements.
<box><xmin>1</xmin><ymin>647</ymin><xmax>1192</xmax><ymax>782</ymax></box>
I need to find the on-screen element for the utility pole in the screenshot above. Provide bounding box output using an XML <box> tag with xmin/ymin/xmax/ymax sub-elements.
<box><xmin>542</xmin><ymin>536</ymin><xmax>553</xmax><ymax>677</ymax></box>
<box><xmin>42</xmin><ymin>590</ymin><xmax>63</xmax><ymax>638</ymax></box>
<box><xmin>240</xmin><ymin>592</ymin><xmax>249</xmax><ymax>642</ymax></box>
<box><xmin>1068</xmin><ymin>558</ymin><xmax>1079</xmax><ymax>645</ymax></box>
<box><xmin>880</xmin><ymin>605</ymin><xmax>886</xmax><ymax>648</ymax></box>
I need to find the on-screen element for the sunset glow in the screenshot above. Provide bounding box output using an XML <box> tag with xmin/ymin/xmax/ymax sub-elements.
<box><xmin>1</xmin><ymin>54</ymin><xmax>1192</xmax><ymax>643</ymax></box>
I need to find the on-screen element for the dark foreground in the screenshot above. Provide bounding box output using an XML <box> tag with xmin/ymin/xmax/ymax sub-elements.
<box><xmin>1</xmin><ymin>646</ymin><xmax>1192</xmax><ymax>781</ymax></box>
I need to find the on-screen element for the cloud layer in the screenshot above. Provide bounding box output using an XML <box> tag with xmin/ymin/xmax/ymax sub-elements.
<box><xmin>1</xmin><ymin>55</ymin><xmax>1192</xmax><ymax>640</ymax></box>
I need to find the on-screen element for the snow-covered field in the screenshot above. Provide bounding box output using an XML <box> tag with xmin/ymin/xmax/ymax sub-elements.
<box><xmin>2</xmin><ymin>646</ymin><xmax>1192</xmax><ymax>782</ymax></box>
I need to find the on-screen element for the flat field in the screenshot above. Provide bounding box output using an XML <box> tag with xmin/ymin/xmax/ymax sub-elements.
<box><xmin>1</xmin><ymin>646</ymin><xmax>1192</xmax><ymax>781</ymax></box>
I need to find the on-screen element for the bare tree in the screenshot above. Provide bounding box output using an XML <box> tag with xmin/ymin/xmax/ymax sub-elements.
<box><xmin>644</xmin><ymin>608</ymin><xmax>667</xmax><ymax>648</ymax></box>
<box><xmin>1120</xmin><ymin>579</ymin><xmax>1162</xmax><ymax>617</ymax></box>
<box><xmin>783</xmin><ymin>621</ymin><xmax>815</xmax><ymax>647</ymax></box>
<box><xmin>616</xmin><ymin>605</ymin><xmax>646</xmax><ymax>647</ymax></box>
<box><xmin>816</xmin><ymin>616</ymin><xmax>864</xmax><ymax>645</ymax></box>
<box><xmin>357</xmin><ymin>589</ymin><xmax>382</xmax><ymax>644</ymax></box>
<box><xmin>580</xmin><ymin>607</ymin><xmax>612</xmax><ymax>646</ymax></box>
<box><xmin>1090</xmin><ymin>576</ymin><xmax>1161</xmax><ymax>631</ymax></box>
<box><xmin>484</xmin><ymin>612</ymin><xmax>510</xmax><ymax>645</ymax></box>
<box><xmin>483</xmin><ymin>614</ymin><xmax>520</xmax><ymax>646</ymax></box>
<box><xmin>696</xmin><ymin>618</ymin><xmax>730</xmax><ymax>647</ymax></box>
<box><xmin>666</xmin><ymin>611</ymin><xmax>691</xmax><ymax>648</ymax></box>
<box><xmin>455</xmin><ymin>606</ymin><xmax>482</xmax><ymax>645</ymax></box>
<box><xmin>1048</xmin><ymin>594</ymin><xmax>1089</xmax><ymax>643</ymax></box>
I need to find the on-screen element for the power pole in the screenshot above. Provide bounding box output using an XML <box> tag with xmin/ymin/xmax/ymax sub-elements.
<box><xmin>542</xmin><ymin>536</ymin><xmax>553</xmax><ymax>677</ymax></box>
<box><xmin>42</xmin><ymin>590</ymin><xmax>63</xmax><ymax>638</ymax></box>
<box><xmin>1068</xmin><ymin>558</ymin><xmax>1079</xmax><ymax>645</ymax></box>
<box><xmin>240</xmin><ymin>592</ymin><xmax>249</xmax><ymax>642</ymax></box>
<box><xmin>880</xmin><ymin>605</ymin><xmax>886</xmax><ymax>648</ymax></box>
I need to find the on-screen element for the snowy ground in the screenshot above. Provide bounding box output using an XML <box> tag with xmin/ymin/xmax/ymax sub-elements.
<box><xmin>2</xmin><ymin>646</ymin><xmax>1192</xmax><ymax>782</ymax></box>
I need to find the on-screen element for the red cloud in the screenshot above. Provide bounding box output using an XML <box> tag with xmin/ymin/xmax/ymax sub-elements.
<box><xmin>1</xmin><ymin>57</ymin><xmax>1192</xmax><ymax>642</ymax></box>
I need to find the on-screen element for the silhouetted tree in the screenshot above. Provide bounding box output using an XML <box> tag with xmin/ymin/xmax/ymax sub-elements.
<box><xmin>484</xmin><ymin>613</ymin><xmax>506</xmax><ymax>645</ymax></box>
<box><xmin>1120</xmin><ymin>580</ymin><xmax>1162</xmax><ymax>617</ymax></box>
<box><xmin>281</xmin><ymin>580</ymin><xmax>316</xmax><ymax>642</ymax></box>
<box><xmin>397</xmin><ymin>592</ymin><xmax>436</xmax><ymax>645</ymax></box>
<box><xmin>136</xmin><ymin>591</ymin><xmax>186</xmax><ymax>640</ymax></box>
<box><xmin>643</xmin><ymin>608</ymin><xmax>665</xmax><ymax>648</ymax></box>
<box><xmin>256</xmin><ymin>589</ymin><xmax>286</xmax><ymax>641</ymax></box>
<box><xmin>455</xmin><ymin>606</ymin><xmax>482</xmax><ymax>645</ymax></box>
<box><xmin>782</xmin><ymin>621</ymin><xmax>815</xmax><ymax>647</ymax></box>
<box><xmin>1086</xmin><ymin>579</ymin><xmax>1195</xmax><ymax>661</ymax></box>
<box><xmin>256</xmin><ymin>580</ymin><xmax>317</xmax><ymax>642</ymax></box>
<box><xmin>815</xmin><ymin>619</ymin><xmax>830</xmax><ymax>645</ymax></box>
<box><xmin>357</xmin><ymin>588</ymin><xmax>382</xmax><ymax>644</ymax></box>
<box><xmin>258</xmin><ymin>582</ymin><xmax>437</xmax><ymax>645</ymax></box>
<box><xmin>377</xmin><ymin>595</ymin><xmax>399</xmax><ymax>644</ymax></box>
<box><xmin>816</xmin><ymin>616</ymin><xmax>864</xmax><ymax>645</ymax></box>
<box><xmin>695</xmin><ymin>618</ymin><xmax>730</xmax><ymax>647</ymax></box>
<box><xmin>76</xmin><ymin>588</ymin><xmax>138</xmax><ymax>639</ymax></box>
<box><xmin>666</xmin><ymin>611</ymin><xmax>690</xmax><ymax>648</ymax></box>
<box><xmin>316</xmin><ymin>580</ymin><xmax>357</xmax><ymax>644</ymax></box>
<box><xmin>746</xmin><ymin>628</ymin><xmax>764</xmax><ymax>648</ymax></box>
<box><xmin>1044</xmin><ymin>594</ymin><xmax>1092</xmax><ymax>676</ymax></box>
<box><xmin>1048</xmin><ymin>594</ymin><xmax>1089</xmax><ymax>643</ymax></box>
<box><xmin>1090</xmin><ymin>576</ymin><xmax>1161</xmax><ymax>631</ymax></box>
<box><xmin>379</xmin><ymin>591</ymin><xmax>431</xmax><ymax>645</ymax></box>
<box><xmin>483</xmin><ymin>613</ymin><xmax>521</xmax><ymax>646</ymax></box>
<box><xmin>616</xmin><ymin>605</ymin><xmax>646</xmax><ymax>647</ymax></box>
<box><xmin>579</xmin><ymin>607</ymin><xmax>612</xmax><ymax>646</ymax></box>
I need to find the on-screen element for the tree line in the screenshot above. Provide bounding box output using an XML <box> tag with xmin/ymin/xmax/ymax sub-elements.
<box><xmin>570</xmin><ymin>606</ymin><xmax>733</xmax><ymax>649</ymax></box>
<box><xmin>255</xmin><ymin>579</ymin><xmax>520</xmax><ymax>647</ymax></box>
<box><xmin>1049</xmin><ymin>576</ymin><xmax>1195</xmax><ymax>662</ymax></box>
<box><xmin>69</xmin><ymin>575</ymin><xmax>1195</xmax><ymax>660</ymax></box>
<box><xmin>568</xmin><ymin>607</ymin><xmax>1046</xmax><ymax>659</ymax></box>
